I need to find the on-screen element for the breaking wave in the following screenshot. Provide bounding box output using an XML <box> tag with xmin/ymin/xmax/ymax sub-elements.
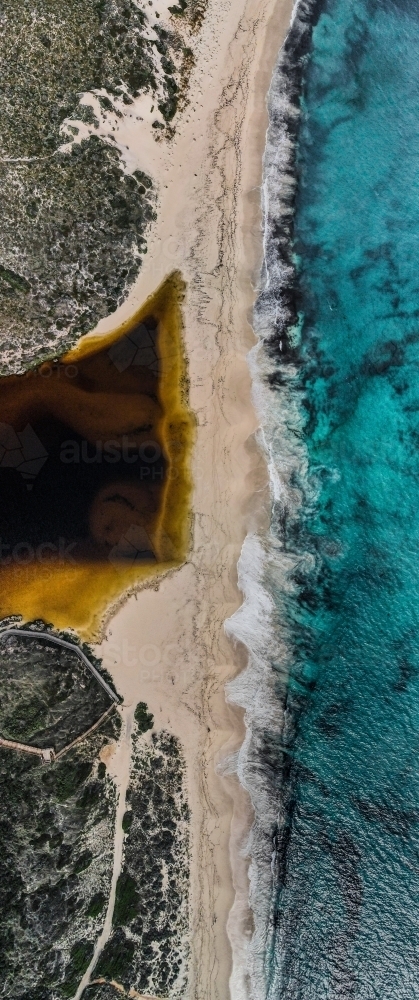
<box><xmin>228</xmin><ymin>0</ymin><xmax>419</xmax><ymax>996</ymax></box>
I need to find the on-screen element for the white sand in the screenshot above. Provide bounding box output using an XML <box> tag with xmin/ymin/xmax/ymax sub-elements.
<box><xmin>87</xmin><ymin>0</ymin><xmax>293</xmax><ymax>995</ymax></box>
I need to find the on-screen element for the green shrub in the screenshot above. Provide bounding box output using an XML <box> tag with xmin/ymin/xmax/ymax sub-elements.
<box><xmin>134</xmin><ymin>702</ymin><xmax>154</xmax><ymax>734</ymax></box>
<box><xmin>112</xmin><ymin>872</ymin><xmax>139</xmax><ymax>926</ymax></box>
<box><xmin>96</xmin><ymin>928</ymin><xmax>134</xmax><ymax>981</ymax></box>
<box><xmin>168</xmin><ymin>0</ymin><xmax>187</xmax><ymax>14</ymax></box>
<box><xmin>86</xmin><ymin>891</ymin><xmax>106</xmax><ymax>919</ymax></box>
<box><xmin>122</xmin><ymin>810</ymin><xmax>133</xmax><ymax>832</ymax></box>
<box><xmin>73</xmin><ymin>849</ymin><xmax>93</xmax><ymax>874</ymax></box>
<box><xmin>76</xmin><ymin>781</ymin><xmax>101</xmax><ymax>810</ymax></box>
<box><xmin>61</xmin><ymin>939</ymin><xmax>94</xmax><ymax>996</ymax></box>
<box><xmin>52</xmin><ymin>758</ymin><xmax>92</xmax><ymax>802</ymax></box>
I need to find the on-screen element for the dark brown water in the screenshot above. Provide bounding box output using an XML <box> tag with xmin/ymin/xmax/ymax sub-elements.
<box><xmin>0</xmin><ymin>273</ymin><xmax>193</xmax><ymax>634</ymax></box>
<box><xmin>0</xmin><ymin>314</ymin><xmax>165</xmax><ymax>565</ymax></box>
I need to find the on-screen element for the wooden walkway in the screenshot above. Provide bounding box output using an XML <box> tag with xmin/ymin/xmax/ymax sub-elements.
<box><xmin>0</xmin><ymin>703</ymin><xmax>116</xmax><ymax>765</ymax></box>
<box><xmin>0</xmin><ymin>628</ymin><xmax>119</xmax><ymax>703</ymax></box>
<box><xmin>0</xmin><ymin>628</ymin><xmax>120</xmax><ymax>764</ymax></box>
<box><xmin>0</xmin><ymin>736</ymin><xmax>54</xmax><ymax>763</ymax></box>
<box><xmin>54</xmin><ymin>704</ymin><xmax>116</xmax><ymax>760</ymax></box>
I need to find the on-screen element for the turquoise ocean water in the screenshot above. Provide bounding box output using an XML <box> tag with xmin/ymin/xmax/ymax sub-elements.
<box><xmin>242</xmin><ymin>0</ymin><xmax>419</xmax><ymax>996</ymax></box>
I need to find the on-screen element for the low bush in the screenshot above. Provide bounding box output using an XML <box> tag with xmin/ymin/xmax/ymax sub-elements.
<box><xmin>134</xmin><ymin>702</ymin><xmax>154</xmax><ymax>734</ymax></box>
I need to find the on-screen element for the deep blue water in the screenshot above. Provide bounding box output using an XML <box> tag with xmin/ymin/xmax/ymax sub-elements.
<box><xmin>266</xmin><ymin>0</ymin><xmax>419</xmax><ymax>996</ymax></box>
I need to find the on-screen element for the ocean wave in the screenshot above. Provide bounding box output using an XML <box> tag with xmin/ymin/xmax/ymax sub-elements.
<box><xmin>228</xmin><ymin>0</ymin><xmax>419</xmax><ymax>993</ymax></box>
<box><xmin>225</xmin><ymin>0</ymin><xmax>322</xmax><ymax>996</ymax></box>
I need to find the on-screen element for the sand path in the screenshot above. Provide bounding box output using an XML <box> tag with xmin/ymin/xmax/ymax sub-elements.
<box><xmin>75</xmin><ymin>705</ymin><xmax>134</xmax><ymax>1000</ymax></box>
<box><xmin>80</xmin><ymin>0</ymin><xmax>294</xmax><ymax>996</ymax></box>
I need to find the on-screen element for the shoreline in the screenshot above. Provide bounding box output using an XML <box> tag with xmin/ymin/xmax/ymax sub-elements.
<box><xmin>82</xmin><ymin>0</ymin><xmax>295</xmax><ymax>995</ymax></box>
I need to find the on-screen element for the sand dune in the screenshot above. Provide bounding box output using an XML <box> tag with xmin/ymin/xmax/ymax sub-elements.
<box><xmin>84</xmin><ymin>0</ymin><xmax>294</xmax><ymax>995</ymax></box>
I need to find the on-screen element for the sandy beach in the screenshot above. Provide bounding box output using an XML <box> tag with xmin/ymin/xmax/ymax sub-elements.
<box><xmin>5</xmin><ymin>2</ymin><xmax>414</xmax><ymax>997</ymax></box>
<box><xmin>77</xmin><ymin>0</ymin><xmax>294</xmax><ymax>996</ymax></box>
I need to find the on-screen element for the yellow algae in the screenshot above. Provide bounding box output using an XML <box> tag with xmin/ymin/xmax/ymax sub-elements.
<box><xmin>0</xmin><ymin>272</ymin><xmax>194</xmax><ymax>637</ymax></box>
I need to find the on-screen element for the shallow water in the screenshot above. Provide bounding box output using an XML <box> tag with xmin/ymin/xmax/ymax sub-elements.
<box><xmin>247</xmin><ymin>0</ymin><xmax>419</xmax><ymax>996</ymax></box>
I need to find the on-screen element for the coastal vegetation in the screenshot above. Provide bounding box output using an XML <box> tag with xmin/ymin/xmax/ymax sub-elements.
<box><xmin>0</xmin><ymin>629</ymin><xmax>114</xmax><ymax>751</ymax></box>
<box><xmin>95</xmin><ymin>724</ymin><xmax>189</xmax><ymax>996</ymax></box>
<box><xmin>134</xmin><ymin>701</ymin><xmax>154</xmax><ymax>733</ymax></box>
<box><xmin>0</xmin><ymin>626</ymin><xmax>121</xmax><ymax>998</ymax></box>
<box><xmin>0</xmin><ymin>629</ymin><xmax>190</xmax><ymax>997</ymax></box>
<box><xmin>0</xmin><ymin>1</ymin><xmax>204</xmax><ymax>373</ymax></box>
<box><xmin>84</xmin><ymin>983</ymin><xmax>124</xmax><ymax>999</ymax></box>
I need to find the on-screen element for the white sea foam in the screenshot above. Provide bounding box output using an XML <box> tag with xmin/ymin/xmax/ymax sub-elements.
<box><xmin>225</xmin><ymin>1</ymin><xmax>318</xmax><ymax>995</ymax></box>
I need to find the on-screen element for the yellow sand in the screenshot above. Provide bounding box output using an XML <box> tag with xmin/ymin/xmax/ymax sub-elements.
<box><xmin>89</xmin><ymin>0</ymin><xmax>294</xmax><ymax>995</ymax></box>
<box><xmin>0</xmin><ymin>0</ymin><xmax>294</xmax><ymax>994</ymax></box>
